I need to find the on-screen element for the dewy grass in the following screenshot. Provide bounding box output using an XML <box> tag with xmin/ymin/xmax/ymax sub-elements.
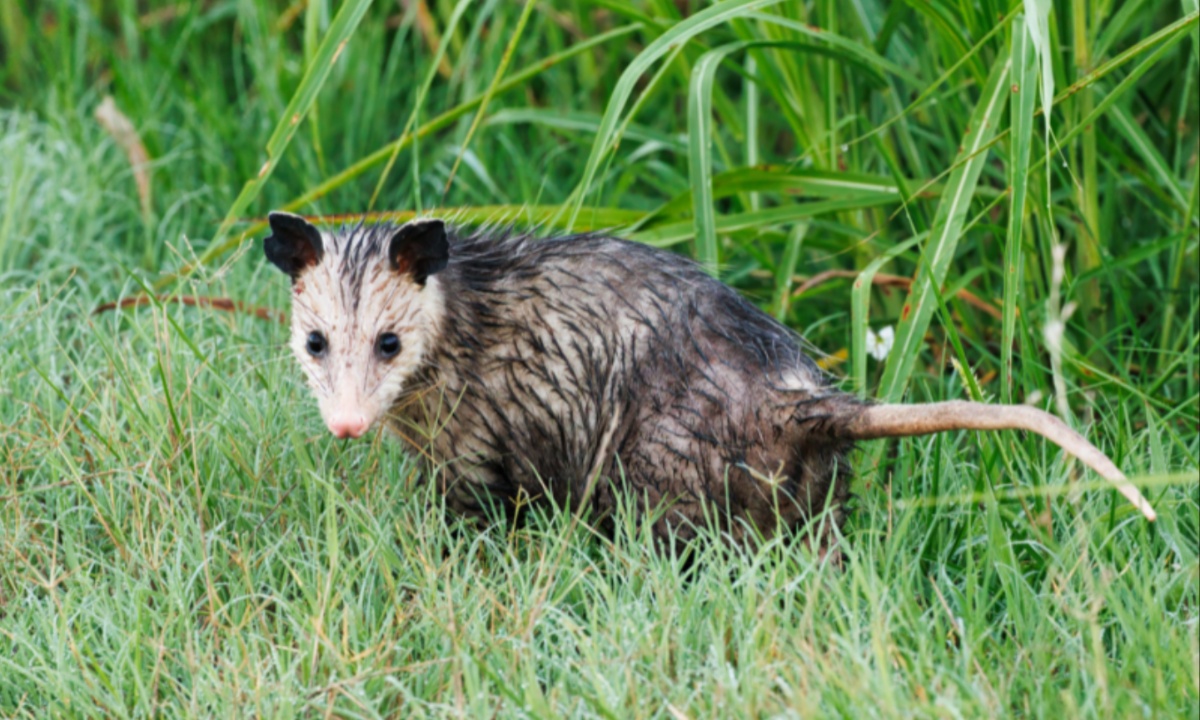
<box><xmin>1</xmin><ymin>1</ymin><xmax>1197</xmax><ymax>716</ymax></box>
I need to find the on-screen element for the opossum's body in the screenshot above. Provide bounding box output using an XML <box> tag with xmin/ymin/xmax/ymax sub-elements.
<box><xmin>263</xmin><ymin>213</ymin><xmax>1155</xmax><ymax>549</ymax></box>
<box><xmin>394</xmin><ymin>225</ymin><xmax>857</xmax><ymax>546</ymax></box>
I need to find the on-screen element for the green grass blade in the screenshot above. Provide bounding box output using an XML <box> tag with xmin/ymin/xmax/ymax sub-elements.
<box><xmin>368</xmin><ymin>0</ymin><xmax>474</xmax><ymax>211</ymax></box>
<box><xmin>876</xmin><ymin>50</ymin><xmax>1012</xmax><ymax>403</ymax></box>
<box><xmin>160</xmin><ymin>23</ymin><xmax>641</xmax><ymax>286</ymax></box>
<box><xmin>297</xmin><ymin>205</ymin><xmax>648</xmax><ymax>232</ymax></box>
<box><xmin>303</xmin><ymin>0</ymin><xmax>328</xmax><ymax>177</ymax></box>
<box><xmin>772</xmin><ymin>221</ymin><xmax>809</xmax><ymax>321</ymax></box>
<box><xmin>631</xmin><ymin>196</ymin><xmax>903</xmax><ymax>247</ymax></box>
<box><xmin>1003</xmin><ymin>16</ymin><xmax>1039</xmax><ymax>404</ymax></box>
<box><xmin>204</xmin><ymin>0</ymin><xmax>376</xmax><ymax>256</ymax></box>
<box><xmin>1106</xmin><ymin>104</ymin><xmax>1189</xmax><ymax>210</ymax></box>
<box><xmin>484</xmin><ymin>108</ymin><xmax>685</xmax><ymax>150</ymax></box>
<box><xmin>745</xmin><ymin>11</ymin><xmax>922</xmax><ymax>86</ymax></box>
<box><xmin>1034</xmin><ymin>19</ymin><xmax>1193</xmax><ymax>167</ymax></box>
<box><xmin>840</xmin><ymin>4</ymin><xmax>1023</xmax><ymax>154</ymax></box>
<box><xmin>439</xmin><ymin>0</ymin><xmax>538</xmax><ymax>200</ymax></box>
<box><xmin>989</xmin><ymin>3</ymin><xmax>1196</xmax><ymax>308</ymax></box>
<box><xmin>1051</xmin><ymin>11</ymin><xmax>1198</xmax><ymax>107</ymax></box>
<box><xmin>566</xmin><ymin>0</ymin><xmax>786</xmax><ymax>229</ymax></box>
<box><xmin>689</xmin><ymin>41</ymin><xmax>764</xmax><ymax>274</ymax></box>
<box><xmin>676</xmin><ymin>165</ymin><xmax>917</xmax><ymax>210</ymax></box>
<box><xmin>744</xmin><ymin>54</ymin><xmax>759</xmax><ymax>213</ymax></box>
<box><xmin>852</xmin><ymin>237</ymin><xmax>923</xmax><ymax>393</ymax></box>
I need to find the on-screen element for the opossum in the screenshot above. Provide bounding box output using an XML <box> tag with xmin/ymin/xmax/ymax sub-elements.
<box><xmin>262</xmin><ymin>212</ymin><xmax>1156</xmax><ymax>550</ymax></box>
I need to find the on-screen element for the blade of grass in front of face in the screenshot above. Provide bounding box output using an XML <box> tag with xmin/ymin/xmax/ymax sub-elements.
<box><xmin>368</xmin><ymin>0</ymin><xmax>474</xmax><ymax>212</ymax></box>
<box><xmin>1003</xmin><ymin>16</ymin><xmax>1039</xmax><ymax>404</ymax></box>
<box><xmin>200</xmin><ymin>0</ymin><xmax>376</xmax><ymax>265</ymax></box>
<box><xmin>877</xmin><ymin>50</ymin><xmax>1011</xmax><ymax>403</ymax></box>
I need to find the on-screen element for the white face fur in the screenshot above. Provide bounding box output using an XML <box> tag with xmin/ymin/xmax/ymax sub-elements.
<box><xmin>264</xmin><ymin>213</ymin><xmax>448</xmax><ymax>439</ymax></box>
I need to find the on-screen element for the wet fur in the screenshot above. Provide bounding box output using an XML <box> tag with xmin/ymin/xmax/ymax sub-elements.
<box><xmin>267</xmin><ymin>217</ymin><xmax>1156</xmax><ymax>551</ymax></box>
<box><xmin>408</xmin><ymin>227</ymin><xmax>859</xmax><ymax>546</ymax></box>
<box><xmin>279</xmin><ymin>220</ymin><xmax>860</xmax><ymax>548</ymax></box>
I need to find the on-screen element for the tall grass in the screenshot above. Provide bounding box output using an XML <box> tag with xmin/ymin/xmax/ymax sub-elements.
<box><xmin>1</xmin><ymin>0</ymin><xmax>1197</xmax><ymax>716</ymax></box>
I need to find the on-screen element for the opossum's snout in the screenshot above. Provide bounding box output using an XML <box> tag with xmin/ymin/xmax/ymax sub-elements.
<box><xmin>324</xmin><ymin>400</ymin><xmax>373</xmax><ymax>439</ymax></box>
<box><xmin>328</xmin><ymin>415</ymin><xmax>369</xmax><ymax>439</ymax></box>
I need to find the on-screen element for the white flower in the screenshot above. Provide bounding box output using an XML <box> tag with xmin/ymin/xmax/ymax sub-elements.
<box><xmin>866</xmin><ymin>325</ymin><xmax>894</xmax><ymax>361</ymax></box>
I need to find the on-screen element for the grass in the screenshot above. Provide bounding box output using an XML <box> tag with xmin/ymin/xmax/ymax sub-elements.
<box><xmin>1</xmin><ymin>0</ymin><xmax>1197</xmax><ymax>716</ymax></box>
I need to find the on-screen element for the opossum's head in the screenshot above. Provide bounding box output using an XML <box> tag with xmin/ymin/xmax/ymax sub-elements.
<box><xmin>263</xmin><ymin>212</ymin><xmax>448</xmax><ymax>439</ymax></box>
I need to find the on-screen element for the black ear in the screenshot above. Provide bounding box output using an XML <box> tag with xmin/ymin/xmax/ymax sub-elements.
<box><xmin>388</xmin><ymin>219</ymin><xmax>449</xmax><ymax>285</ymax></box>
<box><xmin>263</xmin><ymin>211</ymin><xmax>324</xmax><ymax>280</ymax></box>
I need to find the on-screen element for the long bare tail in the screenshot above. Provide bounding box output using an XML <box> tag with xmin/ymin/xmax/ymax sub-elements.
<box><xmin>836</xmin><ymin>401</ymin><xmax>1156</xmax><ymax>521</ymax></box>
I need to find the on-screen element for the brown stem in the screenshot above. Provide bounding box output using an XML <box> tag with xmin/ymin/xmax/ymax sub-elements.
<box><xmin>93</xmin><ymin>295</ymin><xmax>285</xmax><ymax>323</ymax></box>
<box><xmin>793</xmin><ymin>270</ymin><xmax>1012</xmax><ymax>321</ymax></box>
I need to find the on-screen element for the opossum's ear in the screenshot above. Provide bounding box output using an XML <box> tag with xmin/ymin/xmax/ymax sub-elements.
<box><xmin>264</xmin><ymin>211</ymin><xmax>324</xmax><ymax>280</ymax></box>
<box><xmin>389</xmin><ymin>219</ymin><xmax>449</xmax><ymax>285</ymax></box>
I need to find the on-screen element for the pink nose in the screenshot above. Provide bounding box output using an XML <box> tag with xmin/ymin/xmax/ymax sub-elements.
<box><xmin>328</xmin><ymin>414</ymin><xmax>369</xmax><ymax>439</ymax></box>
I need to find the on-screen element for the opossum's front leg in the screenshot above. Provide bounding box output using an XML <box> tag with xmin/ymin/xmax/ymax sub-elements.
<box><xmin>426</xmin><ymin>453</ymin><xmax>526</xmax><ymax>523</ymax></box>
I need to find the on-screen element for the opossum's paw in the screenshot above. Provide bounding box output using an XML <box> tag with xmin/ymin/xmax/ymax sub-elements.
<box><xmin>799</xmin><ymin>512</ymin><xmax>846</xmax><ymax>568</ymax></box>
<box><xmin>816</xmin><ymin>541</ymin><xmax>844</xmax><ymax>569</ymax></box>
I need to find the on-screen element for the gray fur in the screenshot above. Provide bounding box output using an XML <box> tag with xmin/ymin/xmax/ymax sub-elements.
<box><xmin>406</xmin><ymin>227</ymin><xmax>858</xmax><ymax>547</ymax></box>
<box><xmin>266</xmin><ymin>216</ymin><xmax>859</xmax><ymax>548</ymax></box>
<box><xmin>263</xmin><ymin>214</ymin><xmax>1156</xmax><ymax>553</ymax></box>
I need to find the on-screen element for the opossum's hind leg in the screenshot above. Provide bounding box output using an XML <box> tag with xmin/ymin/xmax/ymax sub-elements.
<box><xmin>787</xmin><ymin>453</ymin><xmax>853</xmax><ymax>566</ymax></box>
<box><xmin>791</xmin><ymin>497</ymin><xmax>848</xmax><ymax>567</ymax></box>
<box><xmin>834</xmin><ymin>400</ymin><xmax>1156</xmax><ymax>521</ymax></box>
<box><xmin>740</xmin><ymin>437</ymin><xmax>853</xmax><ymax>563</ymax></box>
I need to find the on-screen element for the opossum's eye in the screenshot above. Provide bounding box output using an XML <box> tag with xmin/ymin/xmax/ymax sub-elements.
<box><xmin>376</xmin><ymin>332</ymin><xmax>401</xmax><ymax>360</ymax></box>
<box><xmin>306</xmin><ymin>331</ymin><xmax>328</xmax><ymax>357</ymax></box>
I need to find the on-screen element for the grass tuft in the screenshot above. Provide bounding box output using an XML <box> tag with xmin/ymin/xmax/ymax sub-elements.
<box><xmin>1</xmin><ymin>1</ymin><xmax>1196</xmax><ymax>715</ymax></box>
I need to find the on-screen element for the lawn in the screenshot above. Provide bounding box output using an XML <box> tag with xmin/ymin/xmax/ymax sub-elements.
<box><xmin>0</xmin><ymin>0</ymin><xmax>1197</xmax><ymax>717</ymax></box>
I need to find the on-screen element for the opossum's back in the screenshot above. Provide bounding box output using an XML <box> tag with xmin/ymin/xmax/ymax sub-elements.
<box><xmin>540</xmin><ymin>237</ymin><xmax>830</xmax><ymax>388</ymax></box>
